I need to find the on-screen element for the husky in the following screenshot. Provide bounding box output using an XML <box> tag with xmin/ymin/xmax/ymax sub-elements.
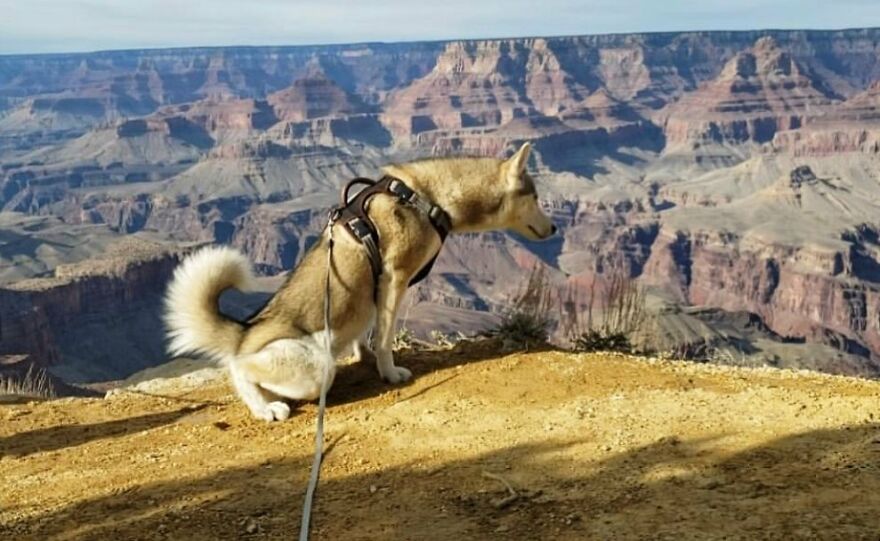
<box><xmin>164</xmin><ymin>142</ymin><xmax>556</xmax><ymax>421</ymax></box>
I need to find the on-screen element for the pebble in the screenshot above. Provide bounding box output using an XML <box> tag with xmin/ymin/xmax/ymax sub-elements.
<box><xmin>697</xmin><ymin>478</ymin><xmax>723</xmax><ymax>490</ymax></box>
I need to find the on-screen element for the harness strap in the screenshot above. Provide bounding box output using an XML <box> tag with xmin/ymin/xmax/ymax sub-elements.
<box><xmin>331</xmin><ymin>175</ymin><xmax>451</xmax><ymax>297</ymax></box>
<box><xmin>344</xmin><ymin>216</ymin><xmax>382</xmax><ymax>280</ymax></box>
<box><xmin>386</xmin><ymin>178</ymin><xmax>452</xmax><ymax>240</ymax></box>
<box><xmin>341</xmin><ymin>177</ymin><xmax>377</xmax><ymax>205</ymax></box>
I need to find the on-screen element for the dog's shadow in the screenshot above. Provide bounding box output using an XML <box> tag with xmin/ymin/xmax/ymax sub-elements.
<box><xmin>219</xmin><ymin>287</ymin><xmax>552</xmax><ymax>409</ymax></box>
<box><xmin>324</xmin><ymin>339</ymin><xmax>553</xmax><ymax>408</ymax></box>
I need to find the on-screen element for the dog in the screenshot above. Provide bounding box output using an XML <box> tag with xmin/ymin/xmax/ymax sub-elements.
<box><xmin>164</xmin><ymin>142</ymin><xmax>556</xmax><ymax>421</ymax></box>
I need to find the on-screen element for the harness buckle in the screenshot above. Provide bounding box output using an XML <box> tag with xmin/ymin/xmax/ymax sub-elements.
<box><xmin>388</xmin><ymin>179</ymin><xmax>416</xmax><ymax>203</ymax></box>
<box><xmin>347</xmin><ymin>217</ymin><xmax>372</xmax><ymax>240</ymax></box>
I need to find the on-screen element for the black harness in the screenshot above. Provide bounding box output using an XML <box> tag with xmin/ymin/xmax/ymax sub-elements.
<box><xmin>329</xmin><ymin>175</ymin><xmax>452</xmax><ymax>298</ymax></box>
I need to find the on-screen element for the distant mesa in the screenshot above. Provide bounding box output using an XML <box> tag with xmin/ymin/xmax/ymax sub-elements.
<box><xmin>772</xmin><ymin>79</ymin><xmax>880</xmax><ymax>155</ymax></box>
<box><xmin>657</xmin><ymin>36</ymin><xmax>837</xmax><ymax>147</ymax></box>
<box><xmin>382</xmin><ymin>40</ymin><xmax>536</xmax><ymax>138</ymax></box>
<box><xmin>268</xmin><ymin>66</ymin><xmax>367</xmax><ymax>123</ymax></box>
<box><xmin>158</xmin><ymin>98</ymin><xmax>278</xmax><ymax>135</ymax></box>
<box><xmin>787</xmin><ymin>165</ymin><xmax>820</xmax><ymax>189</ymax></box>
<box><xmin>561</xmin><ymin>88</ymin><xmax>644</xmax><ymax>129</ymax></box>
<box><xmin>839</xmin><ymin>80</ymin><xmax>880</xmax><ymax>123</ymax></box>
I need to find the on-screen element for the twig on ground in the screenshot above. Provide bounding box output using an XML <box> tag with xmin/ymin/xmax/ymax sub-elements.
<box><xmin>482</xmin><ymin>470</ymin><xmax>520</xmax><ymax>509</ymax></box>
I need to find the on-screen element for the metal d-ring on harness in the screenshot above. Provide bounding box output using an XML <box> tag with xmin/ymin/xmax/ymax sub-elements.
<box><xmin>298</xmin><ymin>175</ymin><xmax>452</xmax><ymax>541</ymax></box>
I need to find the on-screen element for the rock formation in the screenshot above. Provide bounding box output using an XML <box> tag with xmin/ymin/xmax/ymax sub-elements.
<box><xmin>657</xmin><ymin>37</ymin><xmax>837</xmax><ymax>147</ymax></box>
<box><xmin>0</xmin><ymin>240</ymin><xmax>183</xmax><ymax>381</ymax></box>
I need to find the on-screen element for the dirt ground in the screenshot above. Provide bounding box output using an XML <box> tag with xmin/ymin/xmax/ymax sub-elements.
<box><xmin>3</xmin><ymin>342</ymin><xmax>880</xmax><ymax>540</ymax></box>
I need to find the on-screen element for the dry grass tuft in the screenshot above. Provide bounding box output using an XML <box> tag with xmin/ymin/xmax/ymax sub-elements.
<box><xmin>489</xmin><ymin>264</ymin><xmax>555</xmax><ymax>349</ymax></box>
<box><xmin>0</xmin><ymin>364</ymin><xmax>56</xmax><ymax>399</ymax></box>
<box><xmin>569</xmin><ymin>267</ymin><xmax>648</xmax><ymax>354</ymax></box>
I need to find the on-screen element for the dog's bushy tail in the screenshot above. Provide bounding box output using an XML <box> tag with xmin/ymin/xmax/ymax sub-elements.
<box><xmin>164</xmin><ymin>246</ymin><xmax>256</xmax><ymax>360</ymax></box>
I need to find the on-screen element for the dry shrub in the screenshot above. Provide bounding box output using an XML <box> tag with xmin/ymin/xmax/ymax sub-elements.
<box><xmin>487</xmin><ymin>261</ymin><xmax>648</xmax><ymax>353</ymax></box>
<box><xmin>571</xmin><ymin>267</ymin><xmax>647</xmax><ymax>354</ymax></box>
<box><xmin>393</xmin><ymin>327</ymin><xmax>415</xmax><ymax>351</ymax></box>
<box><xmin>490</xmin><ymin>264</ymin><xmax>555</xmax><ymax>348</ymax></box>
<box><xmin>429</xmin><ymin>330</ymin><xmax>470</xmax><ymax>349</ymax></box>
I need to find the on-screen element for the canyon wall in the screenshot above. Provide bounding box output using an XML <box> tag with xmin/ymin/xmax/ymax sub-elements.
<box><xmin>0</xmin><ymin>241</ymin><xmax>183</xmax><ymax>381</ymax></box>
<box><xmin>5</xmin><ymin>29</ymin><xmax>880</xmax><ymax>378</ymax></box>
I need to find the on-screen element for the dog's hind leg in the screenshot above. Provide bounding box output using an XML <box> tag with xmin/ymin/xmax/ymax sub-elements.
<box><xmin>260</xmin><ymin>377</ymin><xmax>330</xmax><ymax>401</ymax></box>
<box><xmin>353</xmin><ymin>339</ymin><xmax>376</xmax><ymax>364</ymax></box>
<box><xmin>232</xmin><ymin>338</ymin><xmax>334</xmax><ymax>420</ymax></box>
<box><xmin>228</xmin><ymin>359</ymin><xmax>292</xmax><ymax>422</ymax></box>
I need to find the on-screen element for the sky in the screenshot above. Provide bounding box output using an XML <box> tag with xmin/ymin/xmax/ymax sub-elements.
<box><xmin>1</xmin><ymin>0</ymin><xmax>879</xmax><ymax>55</ymax></box>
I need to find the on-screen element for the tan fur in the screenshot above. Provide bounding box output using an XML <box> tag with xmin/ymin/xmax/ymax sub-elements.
<box><xmin>164</xmin><ymin>142</ymin><xmax>554</xmax><ymax>421</ymax></box>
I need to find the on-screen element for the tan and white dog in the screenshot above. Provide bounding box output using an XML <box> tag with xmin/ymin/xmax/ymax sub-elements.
<box><xmin>164</xmin><ymin>142</ymin><xmax>555</xmax><ymax>421</ymax></box>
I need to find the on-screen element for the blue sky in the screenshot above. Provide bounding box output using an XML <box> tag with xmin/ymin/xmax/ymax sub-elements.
<box><xmin>2</xmin><ymin>0</ymin><xmax>879</xmax><ymax>55</ymax></box>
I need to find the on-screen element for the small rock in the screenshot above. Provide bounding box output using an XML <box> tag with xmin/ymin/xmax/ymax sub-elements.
<box><xmin>244</xmin><ymin>518</ymin><xmax>259</xmax><ymax>534</ymax></box>
<box><xmin>369</xmin><ymin>484</ymin><xmax>378</xmax><ymax>494</ymax></box>
<box><xmin>697</xmin><ymin>478</ymin><xmax>723</xmax><ymax>490</ymax></box>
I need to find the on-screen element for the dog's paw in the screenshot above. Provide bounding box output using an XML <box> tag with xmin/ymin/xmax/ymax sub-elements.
<box><xmin>267</xmin><ymin>401</ymin><xmax>292</xmax><ymax>421</ymax></box>
<box><xmin>251</xmin><ymin>401</ymin><xmax>291</xmax><ymax>422</ymax></box>
<box><xmin>251</xmin><ymin>408</ymin><xmax>276</xmax><ymax>422</ymax></box>
<box><xmin>380</xmin><ymin>365</ymin><xmax>412</xmax><ymax>384</ymax></box>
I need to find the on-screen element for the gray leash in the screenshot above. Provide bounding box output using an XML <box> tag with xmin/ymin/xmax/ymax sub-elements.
<box><xmin>299</xmin><ymin>219</ymin><xmax>335</xmax><ymax>541</ymax></box>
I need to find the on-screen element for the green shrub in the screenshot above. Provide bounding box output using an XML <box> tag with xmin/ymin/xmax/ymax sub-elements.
<box><xmin>573</xmin><ymin>330</ymin><xmax>633</xmax><ymax>353</ymax></box>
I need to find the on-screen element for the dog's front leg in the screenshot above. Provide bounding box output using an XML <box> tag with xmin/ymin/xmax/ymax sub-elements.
<box><xmin>373</xmin><ymin>272</ymin><xmax>411</xmax><ymax>383</ymax></box>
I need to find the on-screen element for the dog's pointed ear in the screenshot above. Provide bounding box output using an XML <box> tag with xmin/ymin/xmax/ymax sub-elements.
<box><xmin>508</xmin><ymin>142</ymin><xmax>531</xmax><ymax>174</ymax></box>
<box><xmin>506</xmin><ymin>142</ymin><xmax>532</xmax><ymax>187</ymax></box>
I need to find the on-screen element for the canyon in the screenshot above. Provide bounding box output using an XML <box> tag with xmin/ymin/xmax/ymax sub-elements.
<box><xmin>3</xmin><ymin>29</ymin><xmax>880</xmax><ymax>382</ymax></box>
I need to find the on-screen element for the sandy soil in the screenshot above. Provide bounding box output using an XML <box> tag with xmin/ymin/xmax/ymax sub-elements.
<box><xmin>3</xmin><ymin>342</ymin><xmax>880</xmax><ymax>540</ymax></box>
